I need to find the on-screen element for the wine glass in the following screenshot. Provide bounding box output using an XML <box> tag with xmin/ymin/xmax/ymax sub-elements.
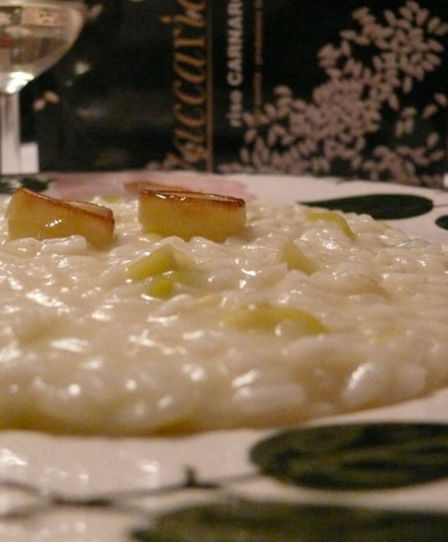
<box><xmin>0</xmin><ymin>0</ymin><xmax>85</xmax><ymax>177</ymax></box>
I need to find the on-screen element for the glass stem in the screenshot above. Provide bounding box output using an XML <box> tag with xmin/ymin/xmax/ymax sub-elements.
<box><xmin>0</xmin><ymin>92</ymin><xmax>21</xmax><ymax>175</ymax></box>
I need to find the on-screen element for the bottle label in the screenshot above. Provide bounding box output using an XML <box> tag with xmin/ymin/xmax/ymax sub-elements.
<box><xmin>33</xmin><ymin>0</ymin><xmax>448</xmax><ymax>188</ymax></box>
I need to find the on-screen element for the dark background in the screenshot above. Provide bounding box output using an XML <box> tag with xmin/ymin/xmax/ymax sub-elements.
<box><xmin>24</xmin><ymin>0</ymin><xmax>448</xmax><ymax>180</ymax></box>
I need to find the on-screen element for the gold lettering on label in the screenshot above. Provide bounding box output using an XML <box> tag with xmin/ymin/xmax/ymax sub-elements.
<box><xmin>174</xmin><ymin>128</ymin><xmax>205</xmax><ymax>144</ymax></box>
<box><xmin>174</xmin><ymin>80</ymin><xmax>205</xmax><ymax>106</ymax></box>
<box><xmin>174</xmin><ymin>36</ymin><xmax>205</xmax><ymax>48</ymax></box>
<box><xmin>174</xmin><ymin>52</ymin><xmax>206</xmax><ymax>84</ymax></box>
<box><xmin>170</xmin><ymin>13</ymin><xmax>205</xmax><ymax>28</ymax></box>
<box><xmin>173</xmin><ymin>103</ymin><xmax>205</xmax><ymax>128</ymax></box>
<box><xmin>161</xmin><ymin>0</ymin><xmax>209</xmax><ymax>168</ymax></box>
<box><xmin>178</xmin><ymin>0</ymin><xmax>205</xmax><ymax>11</ymax></box>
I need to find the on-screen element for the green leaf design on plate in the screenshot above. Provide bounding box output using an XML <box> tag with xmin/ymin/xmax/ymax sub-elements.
<box><xmin>435</xmin><ymin>215</ymin><xmax>448</xmax><ymax>231</ymax></box>
<box><xmin>250</xmin><ymin>423</ymin><xmax>448</xmax><ymax>490</ymax></box>
<box><xmin>301</xmin><ymin>194</ymin><xmax>433</xmax><ymax>219</ymax></box>
<box><xmin>130</xmin><ymin>499</ymin><xmax>448</xmax><ymax>542</ymax></box>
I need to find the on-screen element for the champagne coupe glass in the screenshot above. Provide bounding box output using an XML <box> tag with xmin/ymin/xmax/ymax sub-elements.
<box><xmin>0</xmin><ymin>0</ymin><xmax>85</xmax><ymax>177</ymax></box>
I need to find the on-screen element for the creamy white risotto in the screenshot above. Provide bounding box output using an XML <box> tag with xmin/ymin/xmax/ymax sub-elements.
<box><xmin>0</xmin><ymin>196</ymin><xmax>447</xmax><ymax>435</ymax></box>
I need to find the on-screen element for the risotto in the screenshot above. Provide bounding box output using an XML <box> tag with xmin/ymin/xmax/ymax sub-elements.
<box><xmin>0</xmin><ymin>195</ymin><xmax>447</xmax><ymax>435</ymax></box>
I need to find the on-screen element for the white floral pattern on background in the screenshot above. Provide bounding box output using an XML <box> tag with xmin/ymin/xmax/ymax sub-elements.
<box><xmin>219</xmin><ymin>2</ymin><xmax>447</xmax><ymax>188</ymax></box>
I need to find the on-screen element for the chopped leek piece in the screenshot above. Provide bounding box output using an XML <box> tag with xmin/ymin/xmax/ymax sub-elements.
<box><xmin>126</xmin><ymin>246</ymin><xmax>177</xmax><ymax>281</ymax></box>
<box><xmin>308</xmin><ymin>211</ymin><xmax>356</xmax><ymax>239</ymax></box>
<box><xmin>222</xmin><ymin>304</ymin><xmax>327</xmax><ymax>334</ymax></box>
<box><xmin>279</xmin><ymin>239</ymin><xmax>316</xmax><ymax>274</ymax></box>
<box><xmin>147</xmin><ymin>275</ymin><xmax>176</xmax><ymax>298</ymax></box>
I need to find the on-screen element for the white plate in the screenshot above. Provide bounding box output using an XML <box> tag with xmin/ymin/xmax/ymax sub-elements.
<box><xmin>1</xmin><ymin>172</ymin><xmax>448</xmax><ymax>541</ymax></box>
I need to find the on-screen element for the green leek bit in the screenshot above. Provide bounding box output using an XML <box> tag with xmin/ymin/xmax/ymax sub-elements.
<box><xmin>308</xmin><ymin>211</ymin><xmax>356</xmax><ymax>239</ymax></box>
<box><xmin>279</xmin><ymin>239</ymin><xmax>316</xmax><ymax>274</ymax></box>
<box><xmin>222</xmin><ymin>304</ymin><xmax>327</xmax><ymax>335</ymax></box>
